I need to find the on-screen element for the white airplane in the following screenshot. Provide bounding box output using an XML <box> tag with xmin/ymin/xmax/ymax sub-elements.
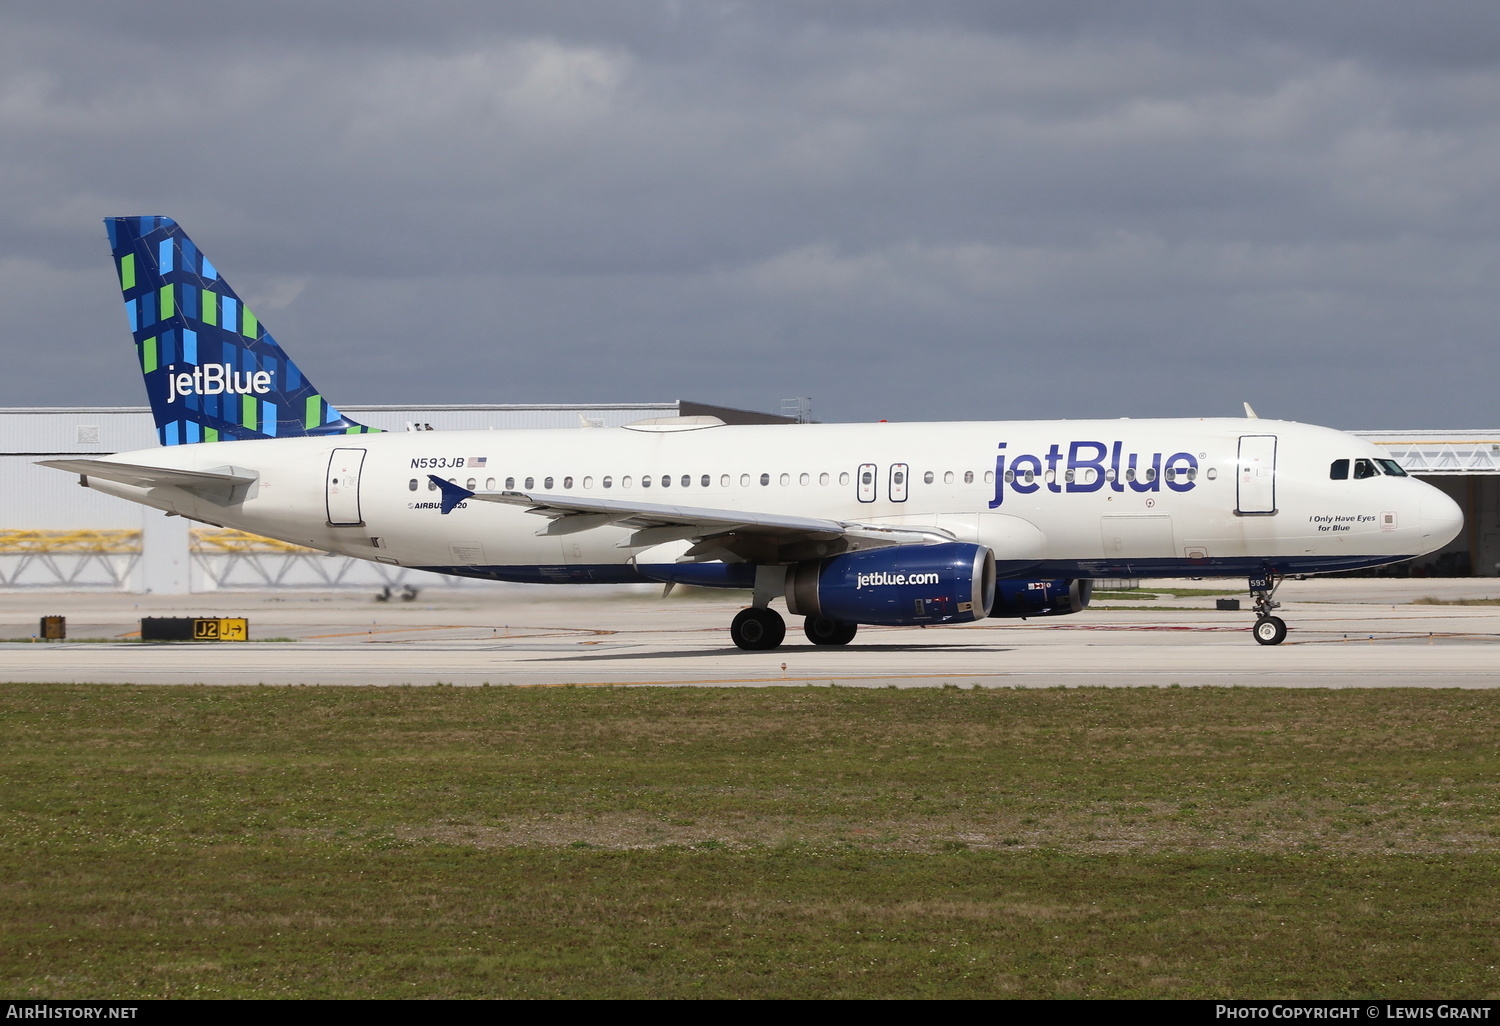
<box><xmin>42</xmin><ymin>217</ymin><xmax>1464</xmax><ymax>649</ymax></box>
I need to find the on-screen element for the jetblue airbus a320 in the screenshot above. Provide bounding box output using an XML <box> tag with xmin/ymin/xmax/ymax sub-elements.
<box><xmin>41</xmin><ymin>217</ymin><xmax>1464</xmax><ymax>648</ymax></box>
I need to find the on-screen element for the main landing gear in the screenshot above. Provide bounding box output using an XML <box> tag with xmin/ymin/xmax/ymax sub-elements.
<box><xmin>730</xmin><ymin>607</ymin><xmax>786</xmax><ymax>651</ymax></box>
<box><xmin>728</xmin><ymin>608</ymin><xmax>859</xmax><ymax>650</ymax></box>
<box><xmin>803</xmin><ymin>615</ymin><xmax>858</xmax><ymax>646</ymax></box>
<box><xmin>1250</xmin><ymin>571</ymin><xmax>1288</xmax><ymax>646</ymax></box>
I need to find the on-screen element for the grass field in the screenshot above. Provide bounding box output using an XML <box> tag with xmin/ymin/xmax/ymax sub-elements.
<box><xmin>1</xmin><ymin>683</ymin><xmax>1497</xmax><ymax>999</ymax></box>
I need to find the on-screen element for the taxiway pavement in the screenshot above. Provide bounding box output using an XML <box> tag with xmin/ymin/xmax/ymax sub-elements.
<box><xmin>2</xmin><ymin>578</ymin><xmax>1497</xmax><ymax>688</ymax></box>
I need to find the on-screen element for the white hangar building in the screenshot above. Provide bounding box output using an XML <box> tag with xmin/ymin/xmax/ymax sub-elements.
<box><xmin>0</xmin><ymin>408</ymin><xmax>1495</xmax><ymax>592</ymax></box>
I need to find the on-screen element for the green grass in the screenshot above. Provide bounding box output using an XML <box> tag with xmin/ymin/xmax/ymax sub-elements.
<box><xmin>1</xmin><ymin>684</ymin><xmax>1497</xmax><ymax>998</ymax></box>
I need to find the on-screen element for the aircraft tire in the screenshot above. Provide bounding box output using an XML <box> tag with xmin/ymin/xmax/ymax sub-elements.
<box><xmin>732</xmin><ymin>607</ymin><xmax>786</xmax><ymax>650</ymax></box>
<box><xmin>804</xmin><ymin>616</ymin><xmax>858</xmax><ymax>646</ymax></box>
<box><xmin>1253</xmin><ymin>615</ymin><xmax>1287</xmax><ymax>646</ymax></box>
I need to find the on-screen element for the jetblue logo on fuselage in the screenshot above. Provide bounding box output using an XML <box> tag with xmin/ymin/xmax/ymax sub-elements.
<box><xmin>164</xmin><ymin>363</ymin><xmax>273</xmax><ymax>404</ymax></box>
<box><xmin>988</xmin><ymin>440</ymin><xmax>1199</xmax><ymax>508</ymax></box>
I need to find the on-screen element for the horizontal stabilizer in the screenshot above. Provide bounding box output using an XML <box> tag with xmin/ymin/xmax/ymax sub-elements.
<box><xmin>38</xmin><ymin>458</ymin><xmax>257</xmax><ymax>502</ymax></box>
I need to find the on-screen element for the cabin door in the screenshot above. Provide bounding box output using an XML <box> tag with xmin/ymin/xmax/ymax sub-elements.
<box><xmin>326</xmin><ymin>448</ymin><xmax>367</xmax><ymax>526</ymax></box>
<box><xmin>1236</xmin><ymin>435</ymin><xmax>1278</xmax><ymax>515</ymax></box>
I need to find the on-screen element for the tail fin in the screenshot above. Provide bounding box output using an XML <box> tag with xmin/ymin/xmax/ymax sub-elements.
<box><xmin>104</xmin><ymin>216</ymin><xmax>376</xmax><ymax>445</ymax></box>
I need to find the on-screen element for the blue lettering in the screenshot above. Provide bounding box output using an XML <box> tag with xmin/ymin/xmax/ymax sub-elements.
<box><xmin>1127</xmin><ymin>451</ymin><xmax>1161</xmax><ymax>493</ymax></box>
<box><xmin>1066</xmin><ymin>441</ymin><xmax>1107</xmax><ymax>493</ymax></box>
<box><xmin>989</xmin><ymin>440</ymin><xmax>1192</xmax><ymax>502</ymax></box>
<box><xmin>1044</xmin><ymin>444</ymin><xmax>1063</xmax><ymax>493</ymax></box>
<box><xmin>988</xmin><ymin>443</ymin><xmax>1007</xmax><ymax>508</ymax></box>
<box><xmin>1010</xmin><ymin>454</ymin><xmax>1041</xmax><ymax>493</ymax></box>
<box><xmin>1165</xmin><ymin>452</ymin><xmax>1198</xmax><ymax>493</ymax></box>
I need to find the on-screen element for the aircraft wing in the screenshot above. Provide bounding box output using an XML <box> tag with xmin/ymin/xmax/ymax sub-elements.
<box><xmin>38</xmin><ymin>458</ymin><xmax>258</xmax><ymax>503</ymax></box>
<box><xmin>428</xmin><ymin>477</ymin><xmax>954</xmax><ymax>562</ymax></box>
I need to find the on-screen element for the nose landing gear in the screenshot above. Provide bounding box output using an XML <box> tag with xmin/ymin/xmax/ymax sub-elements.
<box><xmin>1250</xmin><ymin>571</ymin><xmax>1287</xmax><ymax>645</ymax></box>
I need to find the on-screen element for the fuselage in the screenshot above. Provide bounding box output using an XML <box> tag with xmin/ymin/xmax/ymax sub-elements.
<box><xmin>78</xmin><ymin>416</ymin><xmax>1464</xmax><ymax>585</ymax></box>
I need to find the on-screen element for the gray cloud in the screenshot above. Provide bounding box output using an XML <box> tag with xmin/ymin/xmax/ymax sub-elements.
<box><xmin>1</xmin><ymin>2</ymin><xmax>1497</xmax><ymax>426</ymax></box>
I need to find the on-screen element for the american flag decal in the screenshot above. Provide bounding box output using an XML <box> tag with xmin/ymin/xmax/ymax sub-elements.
<box><xmin>470</xmin><ymin>456</ymin><xmax>488</xmax><ymax>467</ymax></box>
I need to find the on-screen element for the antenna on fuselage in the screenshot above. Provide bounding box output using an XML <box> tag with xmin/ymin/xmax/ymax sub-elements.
<box><xmin>1243</xmin><ymin>402</ymin><xmax>1259</xmax><ymax>419</ymax></box>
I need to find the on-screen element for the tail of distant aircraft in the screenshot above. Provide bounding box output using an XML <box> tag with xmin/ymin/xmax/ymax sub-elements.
<box><xmin>104</xmin><ymin>216</ymin><xmax>375</xmax><ymax>445</ymax></box>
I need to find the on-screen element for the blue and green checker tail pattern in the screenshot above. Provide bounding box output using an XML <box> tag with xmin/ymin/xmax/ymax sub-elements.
<box><xmin>105</xmin><ymin>216</ymin><xmax>377</xmax><ymax>445</ymax></box>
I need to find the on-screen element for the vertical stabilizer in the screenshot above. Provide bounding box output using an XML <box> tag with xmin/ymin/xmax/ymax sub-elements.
<box><xmin>105</xmin><ymin>216</ymin><xmax>375</xmax><ymax>445</ymax></box>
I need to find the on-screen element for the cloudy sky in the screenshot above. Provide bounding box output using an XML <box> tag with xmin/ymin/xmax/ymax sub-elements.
<box><xmin>2</xmin><ymin>1</ymin><xmax>1497</xmax><ymax>427</ymax></box>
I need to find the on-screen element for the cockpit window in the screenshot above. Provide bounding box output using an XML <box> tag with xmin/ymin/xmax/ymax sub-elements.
<box><xmin>1353</xmin><ymin>458</ymin><xmax>1378</xmax><ymax>479</ymax></box>
<box><xmin>1376</xmin><ymin>459</ymin><xmax>1408</xmax><ymax>477</ymax></box>
<box><xmin>1330</xmin><ymin>459</ymin><xmax>1349</xmax><ymax>480</ymax></box>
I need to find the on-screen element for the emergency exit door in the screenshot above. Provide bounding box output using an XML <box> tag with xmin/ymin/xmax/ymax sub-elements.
<box><xmin>1236</xmin><ymin>435</ymin><xmax>1277</xmax><ymax>515</ymax></box>
<box><xmin>326</xmin><ymin>448</ymin><xmax>367</xmax><ymax>526</ymax></box>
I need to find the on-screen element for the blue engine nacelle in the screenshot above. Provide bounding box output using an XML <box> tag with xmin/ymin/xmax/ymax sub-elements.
<box><xmin>988</xmin><ymin>578</ymin><xmax>1093</xmax><ymax>618</ymax></box>
<box><xmin>784</xmin><ymin>542</ymin><xmax>996</xmax><ymax>627</ymax></box>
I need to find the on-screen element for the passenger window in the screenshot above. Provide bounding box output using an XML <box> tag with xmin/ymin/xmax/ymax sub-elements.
<box><xmin>622</xmin><ymin>476</ymin><xmax>633</xmax><ymax>488</ymax></box>
<box><xmin>1330</xmin><ymin>459</ymin><xmax>1349</xmax><ymax>480</ymax></box>
<box><xmin>1353</xmin><ymin>459</ymin><xmax>1377</xmax><ymax>480</ymax></box>
<box><xmin>923</xmin><ymin>471</ymin><xmax>934</xmax><ymax>484</ymax></box>
<box><xmin>839</xmin><ymin>472</ymin><xmax>851</xmax><ymax>486</ymax></box>
<box><xmin>602</xmin><ymin>476</ymin><xmax>613</xmax><ymax>489</ymax></box>
<box><xmin>525</xmin><ymin>477</ymin><xmax>534</xmax><ymax>489</ymax></box>
<box><xmin>641</xmin><ymin>475</ymin><xmax>652</xmax><ymax>488</ymax></box>
<box><xmin>943</xmin><ymin>471</ymin><xmax>954</xmax><ymax>484</ymax></box>
<box><xmin>505</xmin><ymin>477</ymin><xmax>515</xmax><ymax>489</ymax></box>
<box><xmin>683</xmin><ymin>475</ymin><xmax>692</xmax><ymax>487</ymax></box>
<box><xmin>760</xmin><ymin>473</ymin><xmax>771</xmax><ymax>486</ymax></box>
<box><xmin>408</xmin><ymin>479</ymin><xmax>418</xmax><ymax>491</ymax></box>
<box><xmin>428</xmin><ymin>479</ymin><xmax>437</xmax><ymax>491</ymax></box>
<box><xmin>740</xmin><ymin>474</ymin><xmax>750</xmax><ymax>487</ymax></box>
<box><xmin>964</xmin><ymin>471</ymin><xmax>974</xmax><ymax>484</ymax></box>
<box><xmin>984</xmin><ymin>471</ymin><xmax>993</xmax><ymax>484</ymax></box>
<box><xmin>544</xmin><ymin>477</ymin><xmax>554</xmax><ymax>489</ymax></box>
<box><xmin>486</xmin><ymin>477</ymin><xmax>495</xmax><ymax>490</ymax></box>
<box><xmin>563</xmin><ymin>477</ymin><xmax>573</xmax><ymax>489</ymax></box>
<box><xmin>662</xmin><ymin>475</ymin><xmax>671</xmax><ymax>487</ymax></box>
<box><xmin>819</xmin><ymin>473</ymin><xmax>829</xmax><ymax>485</ymax></box>
<box><xmin>800</xmin><ymin>473</ymin><xmax>810</xmax><ymax>485</ymax></box>
<box><xmin>466</xmin><ymin>478</ymin><xmax>476</xmax><ymax>490</ymax></box>
<box><xmin>582</xmin><ymin>476</ymin><xmax>593</xmax><ymax>488</ymax></box>
<box><xmin>702</xmin><ymin>475</ymin><xmax>711</xmax><ymax>487</ymax></box>
<box><xmin>779</xmin><ymin>473</ymin><xmax>790</xmax><ymax>486</ymax></box>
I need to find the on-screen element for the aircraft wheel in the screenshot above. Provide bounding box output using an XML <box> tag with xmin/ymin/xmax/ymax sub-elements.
<box><xmin>804</xmin><ymin>616</ymin><xmax>858</xmax><ymax>646</ymax></box>
<box><xmin>732</xmin><ymin>607</ymin><xmax>786</xmax><ymax>651</ymax></box>
<box><xmin>1253</xmin><ymin>615</ymin><xmax>1287</xmax><ymax>646</ymax></box>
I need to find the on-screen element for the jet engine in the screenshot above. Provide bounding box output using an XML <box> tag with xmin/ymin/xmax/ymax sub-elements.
<box><xmin>784</xmin><ymin>542</ymin><xmax>996</xmax><ymax>626</ymax></box>
<box><xmin>988</xmin><ymin>578</ymin><xmax>1092</xmax><ymax>618</ymax></box>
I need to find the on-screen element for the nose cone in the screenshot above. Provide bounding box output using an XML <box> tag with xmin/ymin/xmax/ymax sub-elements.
<box><xmin>1419</xmin><ymin>487</ymin><xmax>1464</xmax><ymax>550</ymax></box>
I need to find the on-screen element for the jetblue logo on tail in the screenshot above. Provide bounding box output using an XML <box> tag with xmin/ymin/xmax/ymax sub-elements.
<box><xmin>164</xmin><ymin>364</ymin><xmax>274</xmax><ymax>404</ymax></box>
<box><xmin>106</xmin><ymin>216</ymin><xmax>375</xmax><ymax>445</ymax></box>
